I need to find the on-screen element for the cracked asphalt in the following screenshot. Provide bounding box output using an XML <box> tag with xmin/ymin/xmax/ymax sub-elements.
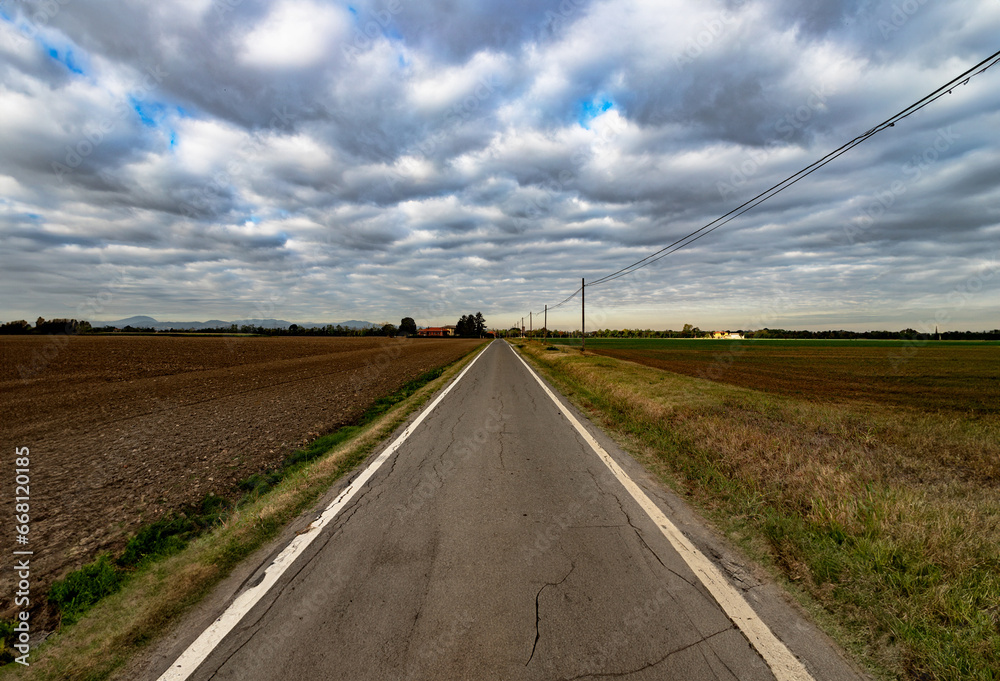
<box><xmin>153</xmin><ymin>340</ymin><xmax>866</xmax><ymax>680</ymax></box>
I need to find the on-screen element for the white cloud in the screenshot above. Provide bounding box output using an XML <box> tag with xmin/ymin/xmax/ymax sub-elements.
<box><xmin>407</xmin><ymin>50</ymin><xmax>510</xmax><ymax>113</ymax></box>
<box><xmin>240</xmin><ymin>0</ymin><xmax>348</xmax><ymax>68</ymax></box>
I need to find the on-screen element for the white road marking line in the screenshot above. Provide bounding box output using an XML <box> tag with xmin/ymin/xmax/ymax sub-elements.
<box><xmin>157</xmin><ymin>343</ymin><xmax>493</xmax><ymax>681</ymax></box>
<box><xmin>509</xmin><ymin>343</ymin><xmax>814</xmax><ymax>681</ymax></box>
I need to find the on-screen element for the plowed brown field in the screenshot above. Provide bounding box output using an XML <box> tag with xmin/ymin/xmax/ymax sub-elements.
<box><xmin>0</xmin><ymin>335</ymin><xmax>482</xmax><ymax>619</ymax></box>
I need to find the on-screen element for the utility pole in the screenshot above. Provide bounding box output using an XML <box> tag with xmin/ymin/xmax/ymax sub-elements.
<box><xmin>529</xmin><ymin>311</ymin><xmax>532</xmax><ymax>336</ymax></box>
<box><xmin>544</xmin><ymin>305</ymin><xmax>547</xmax><ymax>339</ymax></box>
<box><xmin>521</xmin><ymin>317</ymin><xmax>524</xmax><ymax>338</ymax></box>
<box><xmin>581</xmin><ymin>277</ymin><xmax>585</xmax><ymax>353</ymax></box>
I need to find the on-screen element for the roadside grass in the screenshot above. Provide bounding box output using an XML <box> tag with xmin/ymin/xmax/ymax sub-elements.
<box><xmin>517</xmin><ymin>341</ymin><xmax>1000</xmax><ymax>680</ymax></box>
<box><xmin>0</xmin><ymin>344</ymin><xmax>485</xmax><ymax>681</ymax></box>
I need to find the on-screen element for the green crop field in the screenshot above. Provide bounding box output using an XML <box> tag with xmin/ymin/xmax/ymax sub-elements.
<box><xmin>547</xmin><ymin>338</ymin><xmax>999</xmax><ymax>413</ymax></box>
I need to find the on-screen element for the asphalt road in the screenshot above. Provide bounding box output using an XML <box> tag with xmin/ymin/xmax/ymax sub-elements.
<box><xmin>147</xmin><ymin>340</ymin><xmax>866</xmax><ymax>680</ymax></box>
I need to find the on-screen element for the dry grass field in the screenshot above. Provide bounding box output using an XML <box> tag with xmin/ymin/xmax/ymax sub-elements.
<box><xmin>0</xmin><ymin>335</ymin><xmax>482</xmax><ymax>632</ymax></box>
<box><xmin>523</xmin><ymin>338</ymin><xmax>1000</xmax><ymax>680</ymax></box>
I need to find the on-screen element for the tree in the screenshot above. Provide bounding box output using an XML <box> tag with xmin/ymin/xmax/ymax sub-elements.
<box><xmin>33</xmin><ymin>318</ymin><xmax>88</xmax><ymax>334</ymax></box>
<box><xmin>0</xmin><ymin>320</ymin><xmax>31</xmax><ymax>334</ymax></box>
<box><xmin>454</xmin><ymin>313</ymin><xmax>488</xmax><ymax>337</ymax></box>
<box><xmin>399</xmin><ymin>317</ymin><xmax>417</xmax><ymax>335</ymax></box>
<box><xmin>455</xmin><ymin>314</ymin><xmax>474</xmax><ymax>337</ymax></box>
<box><xmin>381</xmin><ymin>323</ymin><xmax>398</xmax><ymax>337</ymax></box>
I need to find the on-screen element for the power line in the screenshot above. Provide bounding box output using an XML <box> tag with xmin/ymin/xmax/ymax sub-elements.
<box><xmin>531</xmin><ymin>285</ymin><xmax>582</xmax><ymax>317</ymax></box>
<box><xmin>578</xmin><ymin>47</ymin><xmax>1000</xmax><ymax>289</ymax></box>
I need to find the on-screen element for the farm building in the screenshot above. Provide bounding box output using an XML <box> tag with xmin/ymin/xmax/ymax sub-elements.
<box><xmin>417</xmin><ymin>326</ymin><xmax>456</xmax><ymax>337</ymax></box>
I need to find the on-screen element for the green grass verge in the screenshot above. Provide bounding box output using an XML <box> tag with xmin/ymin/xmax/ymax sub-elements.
<box><xmin>1</xmin><ymin>344</ymin><xmax>485</xmax><ymax>680</ymax></box>
<box><xmin>515</xmin><ymin>340</ymin><xmax>1000</xmax><ymax>681</ymax></box>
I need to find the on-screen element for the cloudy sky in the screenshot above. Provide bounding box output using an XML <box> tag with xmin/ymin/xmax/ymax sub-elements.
<box><xmin>1</xmin><ymin>0</ymin><xmax>998</xmax><ymax>331</ymax></box>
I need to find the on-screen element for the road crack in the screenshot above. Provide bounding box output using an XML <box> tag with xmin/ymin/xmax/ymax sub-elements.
<box><xmin>526</xmin><ymin>562</ymin><xmax>576</xmax><ymax>667</ymax></box>
<box><xmin>560</xmin><ymin>627</ymin><xmax>734</xmax><ymax>680</ymax></box>
<box><xmin>606</xmin><ymin>488</ymin><xmax>701</xmax><ymax>590</ymax></box>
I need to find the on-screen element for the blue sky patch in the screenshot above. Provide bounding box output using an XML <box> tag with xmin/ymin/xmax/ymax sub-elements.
<box><xmin>578</xmin><ymin>97</ymin><xmax>614</xmax><ymax>129</ymax></box>
<box><xmin>45</xmin><ymin>45</ymin><xmax>85</xmax><ymax>75</ymax></box>
<box><xmin>130</xmin><ymin>97</ymin><xmax>166</xmax><ymax>127</ymax></box>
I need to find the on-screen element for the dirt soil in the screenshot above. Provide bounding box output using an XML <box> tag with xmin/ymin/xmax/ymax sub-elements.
<box><xmin>0</xmin><ymin>335</ymin><xmax>482</xmax><ymax>624</ymax></box>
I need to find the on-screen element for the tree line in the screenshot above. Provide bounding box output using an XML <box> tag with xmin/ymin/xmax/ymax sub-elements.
<box><xmin>0</xmin><ymin>315</ymin><xmax>481</xmax><ymax>338</ymax></box>
<box><xmin>749</xmin><ymin>328</ymin><xmax>1000</xmax><ymax>341</ymax></box>
<box><xmin>7</xmin><ymin>316</ymin><xmax>995</xmax><ymax>340</ymax></box>
<box><xmin>0</xmin><ymin>318</ymin><xmax>92</xmax><ymax>335</ymax></box>
<box><xmin>587</xmin><ymin>327</ymin><xmax>1000</xmax><ymax>340</ymax></box>
<box><xmin>502</xmin><ymin>324</ymin><xmax>1000</xmax><ymax>341</ymax></box>
<box><xmin>0</xmin><ymin>317</ymin><xmax>404</xmax><ymax>336</ymax></box>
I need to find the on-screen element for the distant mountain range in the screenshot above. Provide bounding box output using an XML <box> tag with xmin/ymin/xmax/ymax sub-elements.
<box><xmin>99</xmin><ymin>316</ymin><xmax>376</xmax><ymax>331</ymax></box>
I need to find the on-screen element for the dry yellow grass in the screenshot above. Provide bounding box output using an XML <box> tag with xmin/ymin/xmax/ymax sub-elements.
<box><xmin>518</xmin><ymin>341</ymin><xmax>1000</xmax><ymax>680</ymax></box>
